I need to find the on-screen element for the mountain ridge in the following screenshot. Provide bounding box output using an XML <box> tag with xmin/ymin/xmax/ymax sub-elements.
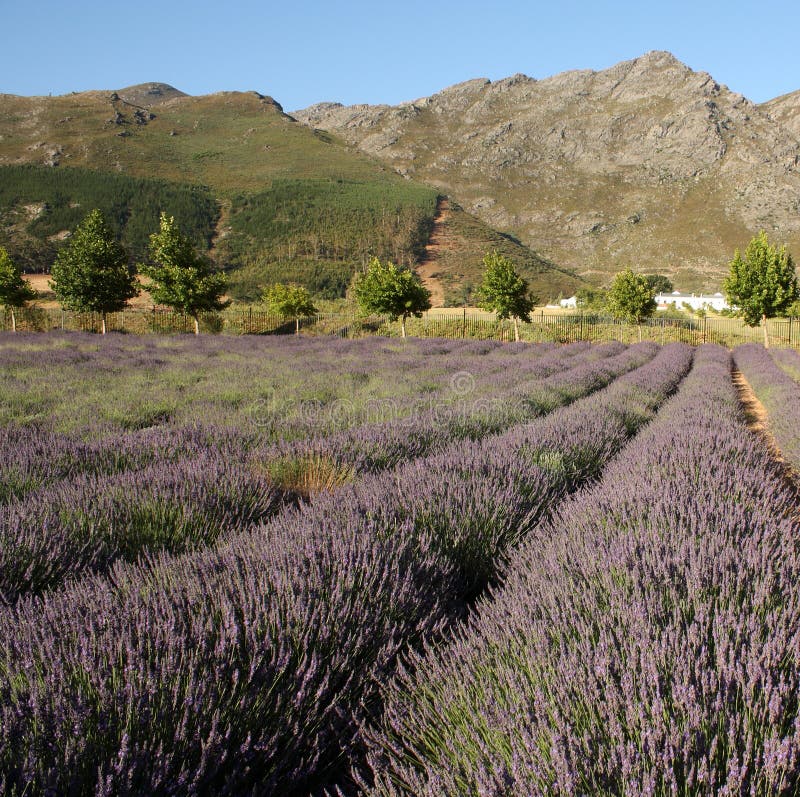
<box><xmin>2</xmin><ymin>52</ymin><xmax>799</xmax><ymax>298</ymax></box>
<box><xmin>294</xmin><ymin>51</ymin><xmax>800</xmax><ymax>291</ymax></box>
<box><xmin>0</xmin><ymin>84</ymin><xmax>581</xmax><ymax>302</ymax></box>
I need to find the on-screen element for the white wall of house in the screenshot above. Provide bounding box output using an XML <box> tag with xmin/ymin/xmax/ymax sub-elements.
<box><xmin>656</xmin><ymin>291</ymin><xmax>729</xmax><ymax>312</ymax></box>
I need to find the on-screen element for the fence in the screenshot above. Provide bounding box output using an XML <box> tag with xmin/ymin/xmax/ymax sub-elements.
<box><xmin>2</xmin><ymin>306</ymin><xmax>799</xmax><ymax>348</ymax></box>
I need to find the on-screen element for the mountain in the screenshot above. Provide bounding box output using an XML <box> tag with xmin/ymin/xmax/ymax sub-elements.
<box><xmin>115</xmin><ymin>83</ymin><xmax>189</xmax><ymax>107</ymax></box>
<box><xmin>295</xmin><ymin>51</ymin><xmax>800</xmax><ymax>292</ymax></box>
<box><xmin>0</xmin><ymin>84</ymin><xmax>386</xmax><ymax>191</ymax></box>
<box><xmin>0</xmin><ymin>84</ymin><xmax>580</xmax><ymax>302</ymax></box>
<box><xmin>762</xmin><ymin>90</ymin><xmax>800</xmax><ymax>141</ymax></box>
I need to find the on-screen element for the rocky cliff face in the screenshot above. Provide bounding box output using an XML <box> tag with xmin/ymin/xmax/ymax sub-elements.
<box><xmin>295</xmin><ymin>52</ymin><xmax>800</xmax><ymax>290</ymax></box>
<box><xmin>762</xmin><ymin>90</ymin><xmax>800</xmax><ymax>141</ymax></box>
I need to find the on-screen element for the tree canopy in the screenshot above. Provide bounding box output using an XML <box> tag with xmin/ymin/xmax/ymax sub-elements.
<box><xmin>723</xmin><ymin>230</ymin><xmax>798</xmax><ymax>346</ymax></box>
<box><xmin>0</xmin><ymin>246</ymin><xmax>37</xmax><ymax>332</ymax></box>
<box><xmin>644</xmin><ymin>274</ymin><xmax>674</xmax><ymax>295</ymax></box>
<box><xmin>575</xmin><ymin>286</ymin><xmax>607</xmax><ymax>311</ymax></box>
<box><xmin>142</xmin><ymin>213</ymin><xmax>230</xmax><ymax>334</ymax></box>
<box><xmin>606</xmin><ymin>269</ymin><xmax>657</xmax><ymax>327</ymax></box>
<box><xmin>476</xmin><ymin>251</ymin><xmax>535</xmax><ymax>341</ymax></box>
<box><xmin>351</xmin><ymin>257</ymin><xmax>431</xmax><ymax>338</ymax></box>
<box><xmin>49</xmin><ymin>209</ymin><xmax>138</xmax><ymax>333</ymax></box>
<box><xmin>263</xmin><ymin>282</ymin><xmax>317</xmax><ymax>334</ymax></box>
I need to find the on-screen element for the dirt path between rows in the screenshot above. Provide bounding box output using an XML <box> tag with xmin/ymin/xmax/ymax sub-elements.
<box><xmin>416</xmin><ymin>197</ymin><xmax>452</xmax><ymax>308</ymax></box>
<box><xmin>731</xmin><ymin>366</ymin><xmax>800</xmax><ymax>499</ymax></box>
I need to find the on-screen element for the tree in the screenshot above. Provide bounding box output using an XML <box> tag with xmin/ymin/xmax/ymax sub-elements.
<box><xmin>0</xmin><ymin>247</ymin><xmax>37</xmax><ymax>333</ymax></box>
<box><xmin>50</xmin><ymin>209</ymin><xmax>138</xmax><ymax>334</ymax></box>
<box><xmin>351</xmin><ymin>257</ymin><xmax>431</xmax><ymax>338</ymax></box>
<box><xmin>606</xmin><ymin>269</ymin><xmax>656</xmax><ymax>339</ymax></box>
<box><xmin>723</xmin><ymin>230</ymin><xmax>798</xmax><ymax>348</ymax></box>
<box><xmin>575</xmin><ymin>286</ymin><xmax>607</xmax><ymax>312</ymax></box>
<box><xmin>263</xmin><ymin>282</ymin><xmax>317</xmax><ymax>334</ymax></box>
<box><xmin>476</xmin><ymin>251</ymin><xmax>535</xmax><ymax>342</ymax></box>
<box><xmin>786</xmin><ymin>298</ymin><xmax>800</xmax><ymax>318</ymax></box>
<box><xmin>142</xmin><ymin>213</ymin><xmax>230</xmax><ymax>335</ymax></box>
<box><xmin>645</xmin><ymin>274</ymin><xmax>674</xmax><ymax>295</ymax></box>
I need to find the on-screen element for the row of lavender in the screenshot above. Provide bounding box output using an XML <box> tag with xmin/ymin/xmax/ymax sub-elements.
<box><xmin>734</xmin><ymin>343</ymin><xmax>800</xmax><ymax>471</ymax></box>
<box><xmin>0</xmin><ymin>338</ymin><xmax>609</xmax><ymax>506</ymax></box>
<box><xmin>0</xmin><ymin>344</ymin><xmax>692</xmax><ymax>794</ymax></box>
<box><xmin>359</xmin><ymin>345</ymin><xmax>800</xmax><ymax>795</ymax></box>
<box><xmin>0</xmin><ymin>334</ymin><xmax>580</xmax><ymax>440</ymax></box>
<box><xmin>0</xmin><ymin>341</ymin><xmax>650</xmax><ymax>604</ymax></box>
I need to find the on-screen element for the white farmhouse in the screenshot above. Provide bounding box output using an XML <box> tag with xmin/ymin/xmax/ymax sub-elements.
<box><xmin>655</xmin><ymin>291</ymin><xmax>729</xmax><ymax>312</ymax></box>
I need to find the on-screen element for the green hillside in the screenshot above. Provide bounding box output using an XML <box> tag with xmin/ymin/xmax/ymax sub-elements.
<box><xmin>0</xmin><ymin>87</ymin><xmax>584</xmax><ymax>303</ymax></box>
<box><xmin>0</xmin><ymin>165</ymin><xmax>218</xmax><ymax>271</ymax></box>
<box><xmin>222</xmin><ymin>178</ymin><xmax>438</xmax><ymax>300</ymax></box>
<box><xmin>424</xmin><ymin>200</ymin><xmax>584</xmax><ymax>304</ymax></box>
<box><xmin>0</xmin><ymin>89</ymin><xmax>405</xmax><ymax>192</ymax></box>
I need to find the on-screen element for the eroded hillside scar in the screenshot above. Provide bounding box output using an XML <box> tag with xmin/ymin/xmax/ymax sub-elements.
<box><xmin>417</xmin><ymin>197</ymin><xmax>451</xmax><ymax>307</ymax></box>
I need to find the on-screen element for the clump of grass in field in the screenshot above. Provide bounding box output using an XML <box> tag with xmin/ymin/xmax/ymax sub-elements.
<box><xmin>259</xmin><ymin>453</ymin><xmax>355</xmax><ymax>497</ymax></box>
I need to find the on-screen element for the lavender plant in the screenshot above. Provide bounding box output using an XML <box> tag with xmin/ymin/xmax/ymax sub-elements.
<box><xmin>0</xmin><ymin>509</ymin><xmax>461</xmax><ymax>795</ymax></box>
<box><xmin>734</xmin><ymin>343</ymin><xmax>800</xmax><ymax>470</ymax></box>
<box><xmin>0</xmin><ymin>451</ymin><xmax>286</xmax><ymax>603</ymax></box>
<box><xmin>361</xmin><ymin>345</ymin><xmax>800</xmax><ymax>796</ymax></box>
<box><xmin>770</xmin><ymin>346</ymin><xmax>800</xmax><ymax>383</ymax></box>
<box><xmin>0</xmin><ymin>341</ymin><xmax>680</xmax><ymax>794</ymax></box>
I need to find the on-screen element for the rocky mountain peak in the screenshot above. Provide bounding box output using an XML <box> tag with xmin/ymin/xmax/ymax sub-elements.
<box><xmin>762</xmin><ymin>89</ymin><xmax>800</xmax><ymax>140</ymax></box>
<box><xmin>293</xmin><ymin>51</ymin><xmax>800</xmax><ymax>290</ymax></box>
<box><xmin>116</xmin><ymin>83</ymin><xmax>188</xmax><ymax>107</ymax></box>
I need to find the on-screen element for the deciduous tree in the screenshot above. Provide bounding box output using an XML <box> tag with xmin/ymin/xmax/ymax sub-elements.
<box><xmin>142</xmin><ymin>213</ymin><xmax>230</xmax><ymax>335</ymax></box>
<box><xmin>575</xmin><ymin>286</ymin><xmax>607</xmax><ymax>311</ymax></box>
<box><xmin>263</xmin><ymin>283</ymin><xmax>317</xmax><ymax>334</ymax></box>
<box><xmin>0</xmin><ymin>247</ymin><xmax>37</xmax><ymax>333</ymax></box>
<box><xmin>644</xmin><ymin>274</ymin><xmax>673</xmax><ymax>295</ymax></box>
<box><xmin>49</xmin><ymin>209</ymin><xmax>138</xmax><ymax>334</ymax></box>
<box><xmin>607</xmin><ymin>269</ymin><xmax>657</xmax><ymax>324</ymax></box>
<box><xmin>606</xmin><ymin>269</ymin><xmax>656</xmax><ymax>340</ymax></box>
<box><xmin>477</xmin><ymin>251</ymin><xmax>535</xmax><ymax>342</ymax></box>
<box><xmin>351</xmin><ymin>257</ymin><xmax>431</xmax><ymax>338</ymax></box>
<box><xmin>723</xmin><ymin>230</ymin><xmax>798</xmax><ymax>348</ymax></box>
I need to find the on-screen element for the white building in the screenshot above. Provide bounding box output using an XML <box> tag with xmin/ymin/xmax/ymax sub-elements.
<box><xmin>655</xmin><ymin>291</ymin><xmax>729</xmax><ymax>312</ymax></box>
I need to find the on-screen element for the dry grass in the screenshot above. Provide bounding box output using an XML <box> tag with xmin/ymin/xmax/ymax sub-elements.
<box><xmin>23</xmin><ymin>274</ymin><xmax>155</xmax><ymax>309</ymax></box>
<box><xmin>257</xmin><ymin>454</ymin><xmax>356</xmax><ymax>499</ymax></box>
<box><xmin>0</xmin><ymin>91</ymin><xmax>402</xmax><ymax>196</ymax></box>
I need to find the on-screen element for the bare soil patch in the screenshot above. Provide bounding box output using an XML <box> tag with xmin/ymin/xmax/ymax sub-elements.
<box><xmin>24</xmin><ymin>274</ymin><xmax>155</xmax><ymax>309</ymax></box>
<box><xmin>417</xmin><ymin>197</ymin><xmax>454</xmax><ymax>307</ymax></box>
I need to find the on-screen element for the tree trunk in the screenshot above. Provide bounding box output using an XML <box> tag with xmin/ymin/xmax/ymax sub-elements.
<box><xmin>10</xmin><ymin>308</ymin><xmax>16</xmax><ymax>333</ymax></box>
<box><xmin>513</xmin><ymin>316</ymin><xmax>520</xmax><ymax>342</ymax></box>
<box><xmin>193</xmin><ymin>315</ymin><xmax>200</xmax><ymax>336</ymax></box>
<box><xmin>295</xmin><ymin>316</ymin><xmax>300</xmax><ymax>335</ymax></box>
<box><xmin>763</xmin><ymin>314</ymin><xmax>770</xmax><ymax>348</ymax></box>
<box><xmin>401</xmin><ymin>315</ymin><xmax>407</xmax><ymax>339</ymax></box>
<box><xmin>638</xmin><ymin>323</ymin><xmax>642</xmax><ymax>343</ymax></box>
<box><xmin>101</xmin><ymin>313</ymin><xmax>107</xmax><ymax>335</ymax></box>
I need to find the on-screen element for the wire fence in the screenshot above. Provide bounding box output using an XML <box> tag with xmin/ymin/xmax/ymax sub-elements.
<box><xmin>2</xmin><ymin>306</ymin><xmax>798</xmax><ymax>348</ymax></box>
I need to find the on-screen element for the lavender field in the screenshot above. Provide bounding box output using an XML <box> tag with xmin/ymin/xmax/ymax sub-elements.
<box><xmin>0</xmin><ymin>333</ymin><xmax>798</xmax><ymax>795</ymax></box>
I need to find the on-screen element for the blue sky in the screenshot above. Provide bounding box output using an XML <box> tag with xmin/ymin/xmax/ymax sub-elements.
<box><xmin>2</xmin><ymin>0</ymin><xmax>799</xmax><ymax>109</ymax></box>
